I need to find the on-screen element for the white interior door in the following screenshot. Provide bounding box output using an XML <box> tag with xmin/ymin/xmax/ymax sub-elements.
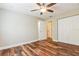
<box><xmin>38</xmin><ymin>20</ymin><xmax>46</xmax><ymax>40</ymax></box>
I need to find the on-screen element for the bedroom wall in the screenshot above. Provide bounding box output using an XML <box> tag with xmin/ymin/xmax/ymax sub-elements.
<box><xmin>58</xmin><ymin>15</ymin><xmax>79</xmax><ymax>45</ymax></box>
<box><xmin>0</xmin><ymin>9</ymin><xmax>38</xmax><ymax>49</ymax></box>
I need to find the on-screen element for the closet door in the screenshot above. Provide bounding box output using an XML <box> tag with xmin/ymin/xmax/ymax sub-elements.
<box><xmin>58</xmin><ymin>15</ymin><xmax>79</xmax><ymax>45</ymax></box>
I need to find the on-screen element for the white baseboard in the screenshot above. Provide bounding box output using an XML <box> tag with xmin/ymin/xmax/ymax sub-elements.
<box><xmin>0</xmin><ymin>39</ymin><xmax>39</xmax><ymax>50</ymax></box>
<box><xmin>58</xmin><ymin>40</ymin><xmax>79</xmax><ymax>46</ymax></box>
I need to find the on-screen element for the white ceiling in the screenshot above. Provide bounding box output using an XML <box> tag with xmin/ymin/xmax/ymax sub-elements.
<box><xmin>0</xmin><ymin>3</ymin><xmax>79</xmax><ymax>19</ymax></box>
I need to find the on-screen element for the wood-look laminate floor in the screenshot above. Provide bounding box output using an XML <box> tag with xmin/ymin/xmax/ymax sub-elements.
<box><xmin>0</xmin><ymin>40</ymin><xmax>79</xmax><ymax>56</ymax></box>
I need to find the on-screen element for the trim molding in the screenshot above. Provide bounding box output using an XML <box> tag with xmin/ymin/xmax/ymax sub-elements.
<box><xmin>58</xmin><ymin>41</ymin><xmax>79</xmax><ymax>46</ymax></box>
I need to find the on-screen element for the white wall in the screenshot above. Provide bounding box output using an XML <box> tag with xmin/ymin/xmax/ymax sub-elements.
<box><xmin>58</xmin><ymin>15</ymin><xmax>79</xmax><ymax>45</ymax></box>
<box><xmin>0</xmin><ymin>9</ymin><xmax>38</xmax><ymax>49</ymax></box>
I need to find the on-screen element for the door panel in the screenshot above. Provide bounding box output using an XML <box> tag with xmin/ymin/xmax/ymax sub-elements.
<box><xmin>38</xmin><ymin>20</ymin><xmax>46</xmax><ymax>40</ymax></box>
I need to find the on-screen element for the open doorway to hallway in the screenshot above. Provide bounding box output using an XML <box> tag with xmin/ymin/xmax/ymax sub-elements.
<box><xmin>38</xmin><ymin>20</ymin><xmax>53</xmax><ymax>42</ymax></box>
<box><xmin>46</xmin><ymin>21</ymin><xmax>52</xmax><ymax>42</ymax></box>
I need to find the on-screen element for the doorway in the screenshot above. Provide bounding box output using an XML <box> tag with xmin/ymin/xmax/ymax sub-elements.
<box><xmin>38</xmin><ymin>20</ymin><xmax>52</xmax><ymax>41</ymax></box>
<box><xmin>46</xmin><ymin>21</ymin><xmax>52</xmax><ymax>41</ymax></box>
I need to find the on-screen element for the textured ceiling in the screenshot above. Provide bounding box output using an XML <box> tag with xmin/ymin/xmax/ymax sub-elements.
<box><xmin>0</xmin><ymin>3</ymin><xmax>79</xmax><ymax>19</ymax></box>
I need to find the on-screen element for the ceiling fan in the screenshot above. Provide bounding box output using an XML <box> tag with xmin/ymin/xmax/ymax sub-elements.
<box><xmin>31</xmin><ymin>3</ymin><xmax>56</xmax><ymax>15</ymax></box>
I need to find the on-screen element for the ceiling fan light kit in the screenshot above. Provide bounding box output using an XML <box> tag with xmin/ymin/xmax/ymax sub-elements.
<box><xmin>40</xmin><ymin>7</ymin><xmax>46</xmax><ymax>12</ymax></box>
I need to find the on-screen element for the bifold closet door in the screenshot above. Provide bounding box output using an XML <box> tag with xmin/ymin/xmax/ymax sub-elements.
<box><xmin>58</xmin><ymin>15</ymin><xmax>79</xmax><ymax>45</ymax></box>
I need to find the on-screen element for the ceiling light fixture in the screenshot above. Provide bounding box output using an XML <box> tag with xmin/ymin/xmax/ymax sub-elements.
<box><xmin>40</xmin><ymin>6</ymin><xmax>47</xmax><ymax>13</ymax></box>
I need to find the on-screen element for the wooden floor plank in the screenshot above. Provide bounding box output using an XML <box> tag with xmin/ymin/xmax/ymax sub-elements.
<box><xmin>28</xmin><ymin>43</ymin><xmax>49</xmax><ymax>56</ymax></box>
<box><xmin>0</xmin><ymin>40</ymin><xmax>79</xmax><ymax>56</ymax></box>
<box><xmin>20</xmin><ymin>45</ymin><xmax>33</xmax><ymax>56</ymax></box>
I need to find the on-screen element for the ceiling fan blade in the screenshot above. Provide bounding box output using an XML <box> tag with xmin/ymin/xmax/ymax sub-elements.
<box><xmin>47</xmin><ymin>3</ymin><xmax>56</xmax><ymax>7</ymax></box>
<box><xmin>36</xmin><ymin>3</ymin><xmax>41</xmax><ymax>6</ymax></box>
<box><xmin>47</xmin><ymin>9</ymin><xmax>54</xmax><ymax>12</ymax></box>
<box><xmin>31</xmin><ymin>9</ymin><xmax>39</xmax><ymax>11</ymax></box>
